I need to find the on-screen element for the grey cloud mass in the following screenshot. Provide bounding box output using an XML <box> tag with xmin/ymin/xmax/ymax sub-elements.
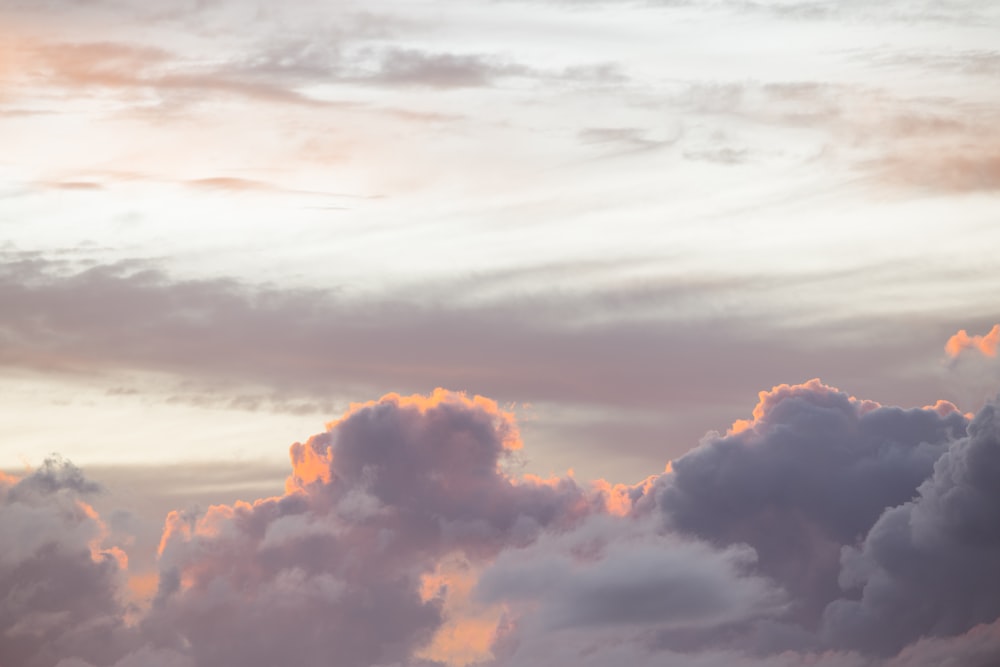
<box><xmin>144</xmin><ymin>391</ymin><xmax>590</xmax><ymax>667</ymax></box>
<box><xmin>0</xmin><ymin>252</ymin><xmax>971</xmax><ymax>408</ymax></box>
<box><xmin>825</xmin><ymin>402</ymin><xmax>1000</xmax><ymax>654</ymax></box>
<box><xmin>0</xmin><ymin>460</ymin><xmax>133</xmax><ymax>667</ymax></box>
<box><xmin>0</xmin><ymin>251</ymin><xmax>986</xmax><ymax>478</ymax></box>
<box><xmin>6</xmin><ymin>382</ymin><xmax>1000</xmax><ymax>666</ymax></box>
<box><xmin>652</xmin><ymin>380</ymin><xmax>968</xmax><ymax>629</ymax></box>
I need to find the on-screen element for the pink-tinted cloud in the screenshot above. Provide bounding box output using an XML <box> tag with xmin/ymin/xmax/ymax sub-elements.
<box><xmin>476</xmin><ymin>514</ymin><xmax>788</xmax><ymax>632</ymax></box>
<box><xmin>945</xmin><ymin>324</ymin><xmax>1000</xmax><ymax>359</ymax></box>
<box><xmin>146</xmin><ymin>389</ymin><xmax>592</xmax><ymax>667</ymax></box>
<box><xmin>6</xmin><ymin>383</ymin><xmax>1000</xmax><ymax>666</ymax></box>
<box><xmin>650</xmin><ymin>380</ymin><xmax>968</xmax><ymax>634</ymax></box>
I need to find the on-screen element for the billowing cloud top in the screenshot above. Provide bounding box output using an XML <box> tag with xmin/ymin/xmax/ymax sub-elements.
<box><xmin>4</xmin><ymin>381</ymin><xmax>1000</xmax><ymax>667</ymax></box>
<box><xmin>946</xmin><ymin>324</ymin><xmax>1000</xmax><ymax>359</ymax></box>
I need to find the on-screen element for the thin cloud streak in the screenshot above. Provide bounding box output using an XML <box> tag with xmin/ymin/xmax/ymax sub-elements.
<box><xmin>0</xmin><ymin>253</ymin><xmax>972</xmax><ymax>415</ymax></box>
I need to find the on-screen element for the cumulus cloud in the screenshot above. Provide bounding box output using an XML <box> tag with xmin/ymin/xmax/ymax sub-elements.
<box><xmin>945</xmin><ymin>324</ymin><xmax>1000</xmax><ymax>359</ymax></box>
<box><xmin>145</xmin><ymin>390</ymin><xmax>591</xmax><ymax>667</ymax></box>
<box><xmin>0</xmin><ymin>459</ymin><xmax>133</xmax><ymax>667</ymax></box>
<box><xmin>652</xmin><ymin>379</ymin><xmax>968</xmax><ymax>631</ymax></box>
<box><xmin>5</xmin><ymin>382</ymin><xmax>1000</xmax><ymax>666</ymax></box>
<box><xmin>0</xmin><ymin>251</ymin><xmax>971</xmax><ymax>475</ymax></box>
<box><xmin>476</xmin><ymin>514</ymin><xmax>787</xmax><ymax>632</ymax></box>
<box><xmin>824</xmin><ymin>401</ymin><xmax>1000</xmax><ymax>654</ymax></box>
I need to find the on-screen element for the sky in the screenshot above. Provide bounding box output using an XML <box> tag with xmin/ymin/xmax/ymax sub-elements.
<box><xmin>2</xmin><ymin>0</ymin><xmax>1000</xmax><ymax>666</ymax></box>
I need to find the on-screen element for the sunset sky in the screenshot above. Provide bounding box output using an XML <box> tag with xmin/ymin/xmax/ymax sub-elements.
<box><xmin>2</xmin><ymin>1</ymin><xmax>1000</xmax><ymax>666</ymax></box>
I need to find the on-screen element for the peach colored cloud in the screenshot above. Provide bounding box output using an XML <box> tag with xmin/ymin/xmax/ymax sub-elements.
<box><xmin>945</xmin><ymin>324</ymin><xmax>1000</xmax><ymax>359</ymax></box>
<box><xmin>727</xmin><ymin>378</ymin><xmax>881</xmax><ymax>435</ymax></box>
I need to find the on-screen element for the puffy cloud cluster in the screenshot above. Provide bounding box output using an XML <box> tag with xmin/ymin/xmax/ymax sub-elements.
<box><xmin>0</xmin><ymin>460</ymin><xmax>132</xmax><ymax>667</ymax></box>
<box><xmin>5</xmin><ymin>382</ymin><xmax>1000</xmax><ymax>666</ymax></box>
<box><xmin>146</xmin><ymin>390</ymin><xmax>590</xmax><ymax>667</ymax></box>
<box><xmin>653</xmin><ymin>380</ymin><xmax>968</xmax><ymax>632</ymax></box>
<box><xmin>826</xmin><ymin>401</ymin><xmax>1000</xmax><ymax>654</ymax></box>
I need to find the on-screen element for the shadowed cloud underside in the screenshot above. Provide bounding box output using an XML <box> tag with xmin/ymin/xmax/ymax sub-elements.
<box><xmin>3</xmin><ymin>381</ymin><xmax>1000</xmax><ymax>666</ymax></box>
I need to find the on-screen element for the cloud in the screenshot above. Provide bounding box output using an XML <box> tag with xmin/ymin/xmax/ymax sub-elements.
<box><xmin>945</xmin><ymin>324</ymin><xmax>1000</xmax><ymax>358</ymax></box>
<box><xmin>6</xmin><ymin>383</ymin><xmax>1000</xmax><ymax>665</ymax></box>
<box><xmin>823</xmin><ymin>401</ymin><xmax>1000</xmax><ymax>655</ymax></box>
<box><xmin>0</xmin><ymin>459</ymin><xmax>134</xmax><ymax>667</ymax></box>
<box><xmin>651</xmin><ymin>380</ymin><xmax>968</xmax><ymax>632</ymax></box>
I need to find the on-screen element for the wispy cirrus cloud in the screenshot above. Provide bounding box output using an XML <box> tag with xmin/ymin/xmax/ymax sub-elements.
<box><xmin>3</xmin><ymin>34</ymin><xmax>626</xmax><ymax>113</ymax></box>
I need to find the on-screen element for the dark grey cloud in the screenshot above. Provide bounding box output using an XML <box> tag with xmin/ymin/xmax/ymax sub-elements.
<box><xmin>8</xmin><ymin>456</ymin><xmax>103</xmax><ymax>499</ymax></box>
<box><xmin>871</xmin><ymin>152</ymin><xmax>1000</xmax><ymax>193</ymax></box>
<box><xmin>577</xmin><ymin>126</ymin><xmax>675</xmax><ymax>156</ymax></box>
<box><xmin>5</xmin><ymin>384</ymin><xmax>1000</xmax><ymax>666</ymax></box>
<box><xmin>824</xmin><ymin>401</ymin><xmax>1000</xmax><ymax>655</ymax></box>
<box><xmin>683</xmin><ymin>146</ymin><xmax>749</xmax><ymax>164</ymax></box>
<box><xmin>522</xmin><ymin>0</ymin><xmax>998</xmax><ymax>26</ymax></box>
<box><xmin>651</xmin><ymin>381</ymin><xmax>968</xmax><ymax>631</ymax></box>
<box><xmin>476</xmin><ymin>382</ymin><xmax>1000</xmax><ymax>664</ymax></box>
<box><xmin>145</xmin><ymin>390</ymin><xmax>591</xmax><ymax>667</ymax></box>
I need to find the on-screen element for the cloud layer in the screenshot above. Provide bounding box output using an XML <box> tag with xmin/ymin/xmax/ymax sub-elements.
<box><xmin>5</xmin><ymin>380</ymin><xmax>1000</xmax><ymax>666</ymax></box>
<box><xmin>1</xmin><ymin>251</ymin><xmax>982</xmax><ymax>481</ymax></box>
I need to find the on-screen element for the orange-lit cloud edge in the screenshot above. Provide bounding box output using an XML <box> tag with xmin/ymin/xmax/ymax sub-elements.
<box><xmin>143</xmin><ymin>386</ymin><xmax>666</xmax><ymax>665</ymax></box>
<box><xmin>5</xmin><ymin>324</ymin><xmax>992</xmax><ymax>665</ymax></box>
<box><xmin>98</xmin><ymin>376</ymin><xmax>969</xmax><ymax>666</ymax></box>
<box><xmin>945</xmin><ymin>324</ymin><xmax>1000</xmax><ymax>359</ymax></box>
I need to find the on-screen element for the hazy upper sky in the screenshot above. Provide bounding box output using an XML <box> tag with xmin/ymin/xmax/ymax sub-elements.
<box><xmin>2</xmin><ymin>1</ymin><xmax>1000</xmax><ymax>666</ymax></box>
<box><xmin>3</xmin><ymin>0</ymin><xmax>999</xmax><ymax>481</ymax></box>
